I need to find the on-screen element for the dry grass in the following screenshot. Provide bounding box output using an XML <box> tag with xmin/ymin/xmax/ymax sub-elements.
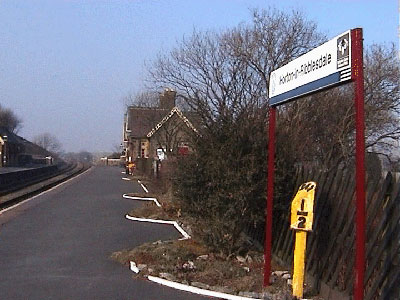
<box><xmin>112</xmin><ymin>239</ymin><xmax>266</xmax><ymax>293</ymax></box>
<box><xmin>111</xmin><ymin>236</ymin><xmax>292</xmax><ymax>295</ymax></box>
<box><xmin>128</xmin><ymin>202</ymin><xmax>170</xmax><ymax>220</ymax></box>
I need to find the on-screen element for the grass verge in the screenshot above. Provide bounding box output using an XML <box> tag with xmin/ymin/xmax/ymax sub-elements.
<box><xmin>113</xmin><ymin>175</ymin><xmax>323</xmax><ymax>299</ymax></box>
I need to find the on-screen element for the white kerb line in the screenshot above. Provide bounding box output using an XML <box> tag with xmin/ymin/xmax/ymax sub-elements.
<box><xmin>122</xmin><ymin>194</ymin><xmax>161</xmax><ymax>207</ymax></box>
<box><xmin>130</xmin><ymin>261</ymin><xmax>140</xmax><ymax>274</ymax></box>
<box><xmin>147</xmin><ymin>276</ymin><xmax>262</xmax><ymax>300</ymax></box>
<box><xmin>125</xmin><ymin>215</ymin><xmax>190</xmax><ymax>240</ymax></box>
<box><xmin>141</xmin><ymin>184</ymin><xmax>149</xmax><ymax>193</ymax></box>
<box><xmin>137</xmin><ymin>180</ymin><xmax>149</xmax><ymax>193</ymax></box>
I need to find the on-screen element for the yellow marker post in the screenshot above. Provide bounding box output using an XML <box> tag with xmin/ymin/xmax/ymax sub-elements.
<box><xmin>290</xmin><ymin>182</ymin><xmax>316</xmax><ymax>299</ymax></box>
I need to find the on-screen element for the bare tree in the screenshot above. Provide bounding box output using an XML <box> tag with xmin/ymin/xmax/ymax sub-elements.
<box><xmin>149</xmin><ymin>29</ymin><xmax>264</xmax><ymax>127</ymax></box>
<box><xmin>275</xmin><ymin>43</ymin><xmax>400</xmax><ymax>170</ymax></box>
<box><xmin>224</xmin><ymin>11</ymin><xmax>400</xmax><ymax>170</ymax></box>
<box><xmin>123</xmin><ymin>91</ymin><xmax>160</xmax><ymax>108</ymax></box>
<box><xmin>364</xmin><ymin>44</ymin><xmax>400</xmax><ymax>155</ymax></box>
<box><xmin>225</xmin><ymin>8</ymin><xmax>324</xmax><ymax>96</ymax></box>
<box><xmin>33</xmin><ymin>133</ymin><xmax>62</xmax><ymax>154</ymax></box>
<box><xmin>0</xmin><ymin>104</ymin><xmax>22</xmax><ymax>133</ymax></box>
<box><xmin>148</xmin><ymin>8</ymin><xmax>324</xmax><ymax>254</ymax></box>
<box><xmin>144</xmin><ymin>6</ymin><xmax>400</xmax><ymax>254</ymax></box>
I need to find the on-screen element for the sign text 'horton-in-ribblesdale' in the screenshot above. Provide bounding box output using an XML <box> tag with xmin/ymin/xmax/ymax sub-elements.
<box><xmin>269</xmin><ymin>31</ymin><xmax>352</xmax><ymax>106</ymax></box>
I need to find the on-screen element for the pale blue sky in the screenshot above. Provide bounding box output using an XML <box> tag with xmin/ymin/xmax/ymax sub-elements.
<box><xmin>0</xmin><ymin>0</ymin><xmax>398</xmax><ymax>152</ymax></box>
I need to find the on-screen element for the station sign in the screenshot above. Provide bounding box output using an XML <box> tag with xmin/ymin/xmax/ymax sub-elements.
<box><xmin>269</xmin><ymin>30</ymin><xmax>352</xmax><ymax>106</ymax></box>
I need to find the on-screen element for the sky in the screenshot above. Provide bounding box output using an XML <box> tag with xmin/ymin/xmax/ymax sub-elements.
<box><xmin>0</xmin><ymin>0</ymin><xmax>398</xmax><ymax>153</ymax></box>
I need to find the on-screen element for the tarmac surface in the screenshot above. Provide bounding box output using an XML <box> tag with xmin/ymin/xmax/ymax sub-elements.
<box><xmin>0</xmin><ymin>166</ymin><xmax>208</xmax><ymax>300</ymax></box>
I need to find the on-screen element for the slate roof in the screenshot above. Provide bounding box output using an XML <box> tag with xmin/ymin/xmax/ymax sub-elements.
<box><xmin>127</xmin><ymin>107</ymin><xmax>169</xmax><ymax>138</ymax></box>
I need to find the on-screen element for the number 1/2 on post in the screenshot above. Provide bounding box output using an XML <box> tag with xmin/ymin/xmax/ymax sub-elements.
<box><xmin>290</xmin><ymin>182</ymin><xmax>316</xmax><ymax>299</ymax></box>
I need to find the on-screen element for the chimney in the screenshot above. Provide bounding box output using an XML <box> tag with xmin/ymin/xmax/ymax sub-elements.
<box><xmin>159</xmin><ymin>88</ymin><xmax>176</xmax><ymax>109</ymax></box>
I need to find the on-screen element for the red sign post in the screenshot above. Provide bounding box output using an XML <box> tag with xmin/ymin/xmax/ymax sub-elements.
<box><xmin>351</xmin><ymin>28</ymin><xmax>365</xmax><ymax>300</ymax></box>
<box><xmin>264</xmin><ymin>28</ymin><xmax>365</xmax><ymax>300</ymax></box>
<box><xmin>264</xmin><ymin>106</ymin><xmax>276</xmax><ymax>287</ymax></box>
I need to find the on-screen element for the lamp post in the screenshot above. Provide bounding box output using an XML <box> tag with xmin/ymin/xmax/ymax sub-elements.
<box><xmin>2</xmin><ymin>135</ymin><xmax>8</xmax><ymax>167</ymax></box>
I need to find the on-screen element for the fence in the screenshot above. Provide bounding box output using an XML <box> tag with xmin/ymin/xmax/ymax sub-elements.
<box><xmin>266</xmin><ymin>167</ymin><xmax>400</xmax><ymax>299</ymax></box>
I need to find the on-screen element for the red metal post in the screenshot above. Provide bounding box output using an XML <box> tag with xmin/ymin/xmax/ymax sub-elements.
<box><xmin>351</xmin><ymin>28</ymin><xmax>365</xmax><ymax>300</ymax></box>
<box><xmin>264</xmin><ymin>106</ymin><xmax>276</xmax><ymax>286</ymax></box>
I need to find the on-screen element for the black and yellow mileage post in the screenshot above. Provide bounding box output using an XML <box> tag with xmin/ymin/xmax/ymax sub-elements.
<box><xmin>290</xmin><ymin>181</ymin><xmax>316</xmax><ymax>299</ymax></box>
